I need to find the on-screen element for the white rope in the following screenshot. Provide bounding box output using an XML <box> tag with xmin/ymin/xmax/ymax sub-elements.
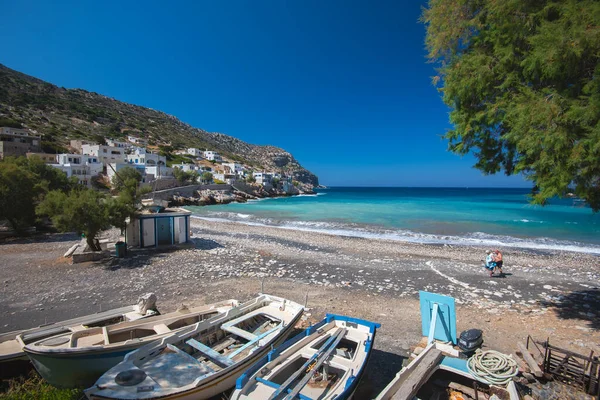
<box><xmin>467</xmin><ymin>349</ymin><xmax>519</xmax><ymax>386</ymax></box>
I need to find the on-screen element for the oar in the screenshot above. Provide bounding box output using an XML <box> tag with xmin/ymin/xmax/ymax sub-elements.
<box><xmin>284</xmin><ymin>329</ymin><xmax>346</xmax><ymax>400</ymax></box>
<box><xmin>267</xmin><ymin>327</ymin><xmax>345</xmax><ymax>400</ymax></box>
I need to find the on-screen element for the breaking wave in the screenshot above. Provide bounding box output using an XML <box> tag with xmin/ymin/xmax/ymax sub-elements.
<box><xmin>190</xmin><ymin>212</ymin><xmax>600</xmax><ymax>255</ymax></box>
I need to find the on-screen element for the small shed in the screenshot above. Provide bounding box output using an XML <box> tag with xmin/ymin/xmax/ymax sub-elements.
<box><xmin>126</xmin><ymin>208</ymin><xmax>192</xmax><ymax>248</ymax></box>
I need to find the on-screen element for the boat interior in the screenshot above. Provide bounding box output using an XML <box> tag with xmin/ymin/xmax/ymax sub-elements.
<box><xmin>30</xmin><ymin>309</ymin><xmax>221</xmax><ymax>349</ymax></box>
<box><xmin>132</xmin><ymin>309</ymin><xmax>285</xmax><ymax>389</ymax></box>
<box><xmin>117</xmin><ymin>303</ymin><xmax>290</xmax><ymax>388</ymax></box>
<box><xmin>237</xmin><ymin>319</ymin><xmax>370</xmax><ymax>400</ymax></box>
<box><xmin>414</xmin><ymin>369</ymin><xmax>510</xmax><ymax>400</ymax></box>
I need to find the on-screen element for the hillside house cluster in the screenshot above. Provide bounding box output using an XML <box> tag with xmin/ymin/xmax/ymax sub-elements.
<box><xmin>1</xmin><ymin>126</ymin><xmax>299</xmax><ymax>192</ymax></box>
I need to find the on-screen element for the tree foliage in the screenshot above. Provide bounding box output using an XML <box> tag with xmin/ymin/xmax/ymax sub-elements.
<box><xmin>201</xmin><ymin>171</ymin><xmax>213</xmax><ymax>184</ymax></box>
<box><xmin>422</xmin><ymin>0</ymin><xmax>600</xmax><ymax>210</ymax></box>
<box><xmin>110</xmin><ymin>177</ymin><xmax>151</xmax><ymax>233</ymax></box>
<box><xmin>111</xmin><ymin>166</ymin><xmax>142</xmax><ymax>191</ymax></box>
<box><xmin>0</xmin><ymin>162</ymin><xmax>38</xmax><ymax>232</ymax></box>
<box><xmin>173</xmin><ymin>168</ymin><xmax>198</xmax><ymax>184</ymax></box>
<box><xmin>0</xmin><ymin>156</ymin><xmax>74</xmax><ymax>232</ymax></box>
<box><xmin>37</xmin><ymin>189</ymin><xmax>112</xmax><ymax>251</ymax></box>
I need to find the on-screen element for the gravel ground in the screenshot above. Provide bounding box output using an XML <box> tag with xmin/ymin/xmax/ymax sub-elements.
<box><xmin>1</xmin><ymin>219</ymin><xmax>599</xmax><ymax>398</ymax></box>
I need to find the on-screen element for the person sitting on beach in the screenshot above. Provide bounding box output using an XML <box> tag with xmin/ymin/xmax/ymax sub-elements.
<box><xmin>493</xmin><ymin>249</ymin><xmax>503</xmax><ymax>275</ymax></box>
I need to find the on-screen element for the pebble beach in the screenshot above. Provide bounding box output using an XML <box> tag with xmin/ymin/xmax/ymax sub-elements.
<box><xmin>1</xmin><ymin>218</ymin><xmax>599</xmax><ymax>397</ymax></box>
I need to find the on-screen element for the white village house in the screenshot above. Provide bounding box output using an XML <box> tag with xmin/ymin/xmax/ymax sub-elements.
<box><xmin>253</xmin><ymin>172</ymin><xmax>273</xmax><ymax>185</ymax></box>
<box><xmin>203</xmin><ymin>150</ymin><xmax>222</xmax><ymax>162</ymax></box>
<box><xmin>127</xmin><ymin>135</ymin><xmax>148</xmax><ymax>146</ymax></box>
<box><xmin>50</xmin><ymin>154</ymin><xmax>104</xmax><ymax>188</ymax></box>
<box><xmin>105</xmin><ymin>138</ymin><xmax>129</xmax><ymax>148</ymax></box>
<box><xmin>145</xmin><ymin>165</ymin><xmax>173</xmax><ymax>178</ymax></box>
<box><xmin>126</xmin><ymin>147</ymin><xmax>166</xmax><ymax>166</ymax></box>
<box><xmin>222</xmin><ymin>162</ymin><xmax>244</xmax><ymax>176</ymax></box>
<box><xmin>187</xmin><ymin>148</ymin><xmax>204</xmax><ymax>158</ymax></box>
<box><xmin>81</xmin><ymin>144</ymin><xmax>126</xmax><ymax>165</ymax></box>
<box><xmin>172</xmin><ymin>163</ymin><xmax>199</xmax><ymax>173</ymax></box>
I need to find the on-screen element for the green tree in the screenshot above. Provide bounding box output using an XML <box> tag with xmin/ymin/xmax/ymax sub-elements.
<box><xmin>109</xmin><ymin>167</ymin><xmax>150</xmax><ymax>232</ymax></box>
<box><xmin>422</xmin><ymin>0</ymin><xmax>600</xmax><ymax>210</ymax></box>
<box><xmin>201</xmin><ymin>171</ymin><xmax>213</xmax><ymax>184</ymax></box>
<box><xmin>0</xmin><ymin>156</ymin><xmax>74</xmax><ymax>232</ymax></box>
<box><xmin>0</xmin><ymin>162</ymin><xmax>38</xmax><ymax>232</ymax></box>
<box><xmin>111</xmin><ymin>166</ymin><xmax>142</xmax><ymax>191</ymax></box>
<box><xmin>173</xmin><ymin>168</ymin><xmax>199</xmax><ymax>184</ymax></box>
<box><xmin>37</xmin><ymin>189</ymin><xmax>111</xmax><ymax>251</ymax></box>
<box><xmin>22</xmin><ymin>156</ymin><xmax>75</xmax><ymax>193</ymax></box>
<box><xmin>109</xmin><ymin>180</ymin><xmax>150</xmax><ymax>233</ymax></box>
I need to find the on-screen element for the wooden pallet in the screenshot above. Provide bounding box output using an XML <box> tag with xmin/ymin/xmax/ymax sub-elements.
<box><xmin>532</xmin><ymin>336</ymin><xmax>600</xmax><ymax>398</ymax></box>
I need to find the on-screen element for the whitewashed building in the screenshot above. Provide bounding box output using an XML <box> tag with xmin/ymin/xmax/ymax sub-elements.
<box><xmin>106</xmin><ymin>138</ymin><xmax>129</xmax><ymax>148</ymax></box>
<box><xmin>56</xmin><ymin>153</ymin><xmax>103</xmax><ymax>176</ymax></box>
<box><xmin>203</xmin><ymin>150</ymin><xmax>222</xmax><ymax>162</ymax></box>
<box><xmin>187</xmin><ymin>148</ymin><xmax>204</xmax><ymax>158</ymax></box>
<box><xmin>145</xmin><ymin>165</ymin><xmax>173</xmax><ymax>178</ymax></box>
<box><xmin>126</xmin><ymin>147</ymin><xmax>166</xmax><ymax>166</ymax></box>
<box><xmin>253</xmin><ymin>172</ymin><xmax>273</xmax><ymax>185</ymax></box>
<box><xmin>127</xmin><ymin>135</ymin><xmax>148</xmax><ymax>146</ymax></box>
<box><xmin>50</xmin><ymin>164</ymin><xmax>93</xmax><ymax>188</ymax></box>
<box><xmin>81</xmin><ymin>144</ymin><xmax>126</xmax><ymax>165</ymax></box>
<box><xmin>126</xmin><ymin>208</ymin><xmax>191</xmax><ymax>248</ymax></box>
<box><xmin>213</xmin><ymin>172</ymin><xmax>237</xmax><ymax>185</ymax></box>
<box><xmin>172</xmin><ymin>163</ymin><xmax>198</xmax><ymax>172</ymax></box>
<box><xmin>222</xmin><ymin>162</ymin><xmax>244</xmax><ymax>176</ymax></box>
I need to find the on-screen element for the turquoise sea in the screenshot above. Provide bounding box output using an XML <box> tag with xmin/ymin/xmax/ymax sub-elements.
<box><xmin>186</xmin><ymin>187</ymin><xmax>600</xmax><ymax>254</ymax></box>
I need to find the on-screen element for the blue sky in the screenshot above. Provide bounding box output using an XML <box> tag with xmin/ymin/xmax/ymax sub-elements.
<box><xmin>1</xmin><ymin>0</ymin><xmax>529</xmax><ymax>187</ymax></box>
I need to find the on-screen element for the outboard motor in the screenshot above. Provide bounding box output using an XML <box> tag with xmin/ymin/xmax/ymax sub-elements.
<box><xmin>458</xmin><ymin>328</ymin><xmax>483</xmax><ymax>353</ymax></box>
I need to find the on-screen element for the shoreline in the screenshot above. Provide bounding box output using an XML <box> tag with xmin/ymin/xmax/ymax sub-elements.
<box><xmin>189</xmin><ymin>218</ymin><xmax>600</xmax><ymax>267</ymax></box>
<box><xmin>188</xmin><ymin>213</ymin><xmax>600</xmax><ymax>256</ymax></box>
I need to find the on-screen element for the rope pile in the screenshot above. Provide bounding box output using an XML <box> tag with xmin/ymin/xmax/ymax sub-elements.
<box><xmin>466</xmin><ymin>349</ymin><xmax>519</xmax><ymax>386</ymax></box>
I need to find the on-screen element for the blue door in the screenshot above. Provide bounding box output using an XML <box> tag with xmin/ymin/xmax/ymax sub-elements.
<box><xmin>156</xmin><ymin>218</ymin><xmax>172</xmax><ymax>246</ymax></box>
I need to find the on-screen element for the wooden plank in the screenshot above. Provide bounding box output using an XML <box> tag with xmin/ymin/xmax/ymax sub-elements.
<box><xmin>223</xmin><ymin>325</ymin><xmax>257</xmax><ymax>342</ymax></box>
<box><xmin>518</xmin><ymin>342</ymin><xmax>543</xmax><ymax>378</ymax></box>
<box><xmin>390</xmin><ymin>348</ymin><xmax>443</xmax><ymax>400</ymax></box>
<box><xmin>186</xmin><ymin>338</ymin><xmax>235</xmax><ymax>368</ymax></box>
<box><xmin>227</xmin><ymin>324</ymin><xmax>281</xmax><ymax>359</ymax></box>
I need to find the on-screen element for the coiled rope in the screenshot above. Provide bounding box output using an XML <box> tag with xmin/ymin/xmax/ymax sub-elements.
<box><xmin>466</xmin><ymin>349</ymin><xmax>519</xmax><ymax>386</ymax></box>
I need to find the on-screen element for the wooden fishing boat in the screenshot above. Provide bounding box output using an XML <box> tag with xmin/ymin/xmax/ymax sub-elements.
<box><xmin>85</xmin><ymin>294</ymin><xmax>304</xmax><ymax>400</ymax></box>
<box><xmin>375</xmin><ymin>343</ymin><xmax>521</xmax><ymax>400</ymax></box>
<box><xmin>22</xmin><ymin>299</ymin><xmax>238</xmax><ymax>388</ymax></box>
<box><xmin>232</xmin><ymin>314</ymin><xmax>380</xmax><ymax>400</ymax></box>
<box><xmin>0</xmin><ymin>296</ymin><xmax>159</xmax><ymax>368</ymax></box>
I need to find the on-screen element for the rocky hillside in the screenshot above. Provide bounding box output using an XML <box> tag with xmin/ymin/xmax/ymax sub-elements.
<box><xmin>0</xmin><ymin>64</ymin><xmax>318</xmax><ymax>186</ymax></box>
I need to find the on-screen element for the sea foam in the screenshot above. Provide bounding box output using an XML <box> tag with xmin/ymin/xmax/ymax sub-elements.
<box><xmin>190</xmin><ymin>213</ymin><xmax>600</xmax><ymax>255</ymax></box>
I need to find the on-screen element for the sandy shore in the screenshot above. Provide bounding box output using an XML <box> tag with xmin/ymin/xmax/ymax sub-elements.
<box><xmin>1</xmin><ymin>218</ymin><xmax>599</xmax><ymax>396</ymax></box>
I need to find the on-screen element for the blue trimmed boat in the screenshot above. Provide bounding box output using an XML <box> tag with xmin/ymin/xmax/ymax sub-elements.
<box><xmin>84</xmin><ymin>294</ymin><xmax>304</xmax><ymax>400</ymax></box>
<box><xmin>22</xmin><ymin>299</ymin><xmax>237</xmax><ymax>388</ymax></box>
<box><xmin>232</xmin><ymin>314</ymin><xmax>380</xmax><ymax>400</ymax></box>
